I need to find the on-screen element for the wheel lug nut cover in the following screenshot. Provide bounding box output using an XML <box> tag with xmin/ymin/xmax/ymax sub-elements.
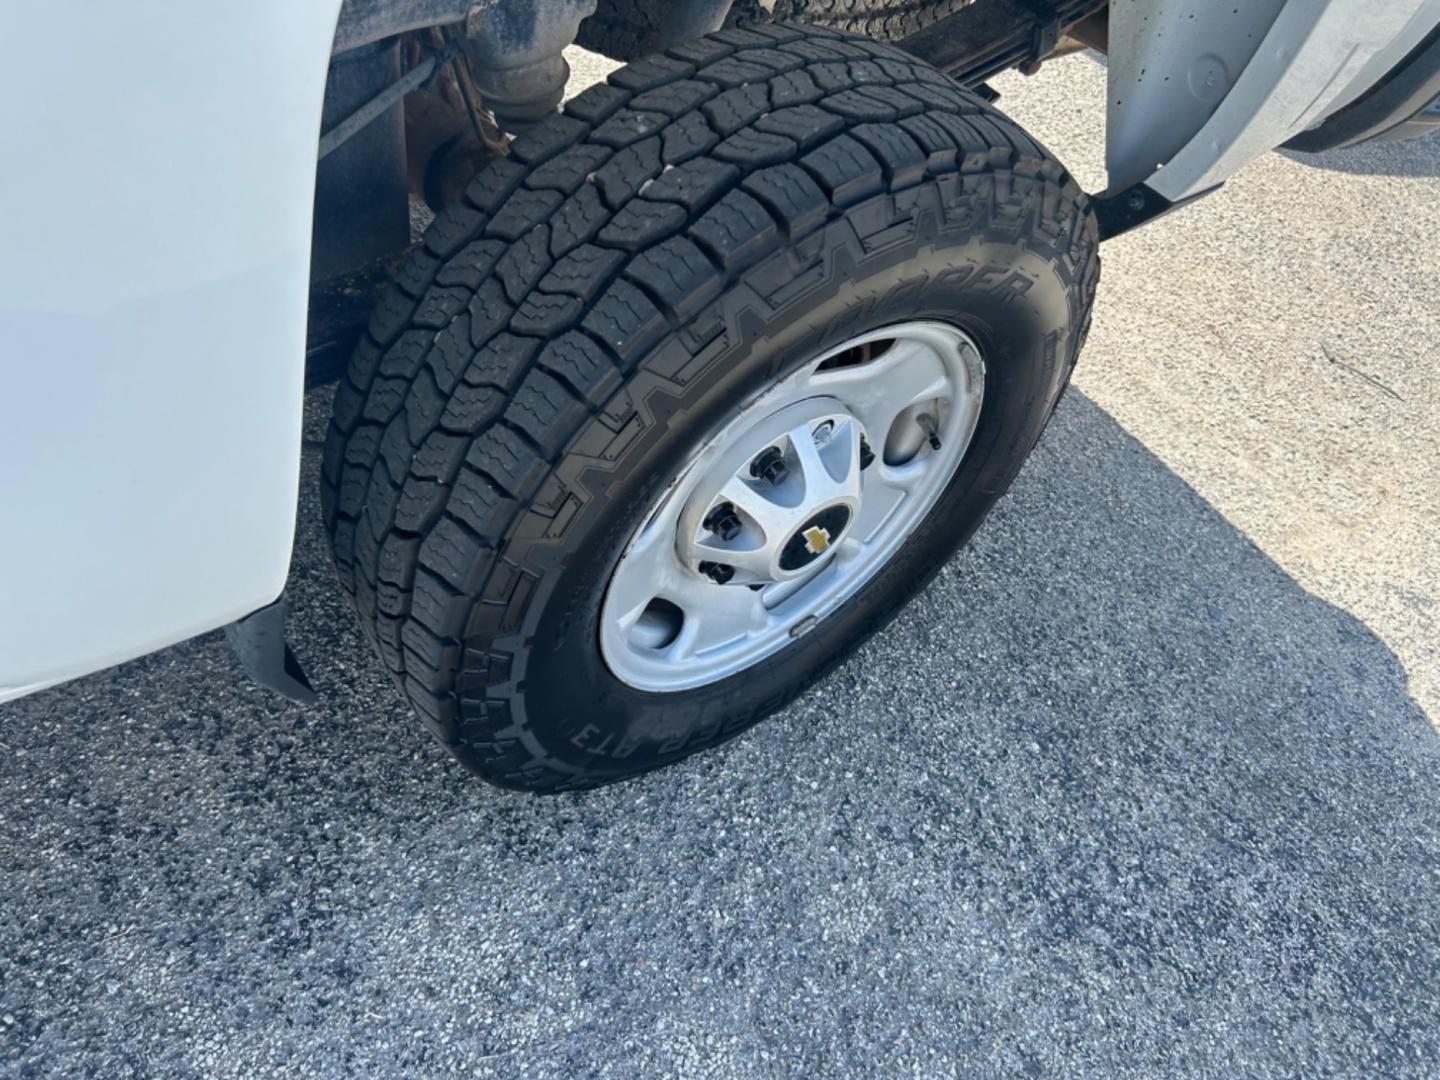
<box><xmin>703</xmin><ymin>503</ymin><xmax>743</xmax><ymax>541</ymax></box>
<box><xmin>698</xmin><ymin>561</ymin><xmax>734</xmax><ymax>584</ymax></box>
<box><xmin>750</xmin><ymin>446</ymin><xmax>788</xmax><ymax>485</ymax></box>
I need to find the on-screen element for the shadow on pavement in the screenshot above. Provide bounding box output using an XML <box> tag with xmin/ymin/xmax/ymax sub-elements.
<box><xmin>2</xmin><ymin>389</ymin><xmax>1437</xmax><ymax>1077</ymax></box>
<box><xmin>1280</xmin><ymin>128</ymin><xmax>1440</xmax><ymax>176</ymax></box>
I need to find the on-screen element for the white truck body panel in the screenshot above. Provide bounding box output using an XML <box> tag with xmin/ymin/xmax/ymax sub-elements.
<box><xmin>0</xmin><ymin>2</ymin><xmax>343</xmax><ymax>702</ymax></box>
<box><xmin>1106</xmin><ymin>0</ymin><xmax>1440</xmax><ymax>199</ymax></box>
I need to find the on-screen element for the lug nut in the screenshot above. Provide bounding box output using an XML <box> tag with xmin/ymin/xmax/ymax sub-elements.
<box><xmin>703</xmin><ymin>502</ymin><xmax>743</xmax><ymax>541</ymax></box>
<box><xmin>699</xmin><ymin>561</ymin><xmax>734</xmax><ymax>584</ymax></box>
<box><xmin>812</xmin><ymin>420</ymin><xmax>835</xmax><ymax>447</ymax></box>
<box><xmin>750</xmin><ymin>446</ymin><xmax>788</xmax><ymax>486</ymax></box>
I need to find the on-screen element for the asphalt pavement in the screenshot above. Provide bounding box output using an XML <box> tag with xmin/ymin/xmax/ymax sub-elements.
<box><xmin>2</xmin><ymin>51</ymin><xmax>1438</xmax><ymax>1079</ymax></box>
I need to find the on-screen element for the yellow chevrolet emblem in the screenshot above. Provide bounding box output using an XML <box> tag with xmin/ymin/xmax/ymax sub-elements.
<box><xmin>802</xmin><ymin>526</ymin><xmax>831</xmax><ymax>554</ymax></box>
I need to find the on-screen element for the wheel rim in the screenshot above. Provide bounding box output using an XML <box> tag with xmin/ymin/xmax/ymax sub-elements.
<box><xmin>599</xmin><ymin>320</ymin><xmax>986</xmax><ymax>693</ymax></box>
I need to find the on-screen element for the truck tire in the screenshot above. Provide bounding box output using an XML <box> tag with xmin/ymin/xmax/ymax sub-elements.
<box><xmin>321</xmin><ymin>22</ymin><xmax>1099</xmax><ymax>791</ymax></box>
<box><xmin>579</xmin><ymin>0</ymin><xmax>974</xmax><ymax>59</ymax></box>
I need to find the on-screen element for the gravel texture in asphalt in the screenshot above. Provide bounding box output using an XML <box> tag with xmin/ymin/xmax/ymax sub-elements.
<box><xmin>3</xmin><ymin>49</ymin><xmax>1439</xmax><ymax>1080</ymax></box>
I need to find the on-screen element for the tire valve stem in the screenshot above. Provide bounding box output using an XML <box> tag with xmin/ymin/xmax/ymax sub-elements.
<box><xmin>918</xmin><ymin>413</ymin><xmax>942</xmax><ymax>451</ymax></box>
<box><xmin>859</xmin><ymin>436</ymin><xmax>875</xmax><ymax>470</ymax></box>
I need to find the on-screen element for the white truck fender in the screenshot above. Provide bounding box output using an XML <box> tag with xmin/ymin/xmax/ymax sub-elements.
<box><xmin>0</xmin><ymin>2</ymin><xmax>345</xmax><ymax>702</ymax></box>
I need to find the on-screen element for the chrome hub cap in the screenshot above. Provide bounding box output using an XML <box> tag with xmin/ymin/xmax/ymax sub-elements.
<box><xmin>599</xmin><ymin>321</ymin><xmax>985</xmax><ymax>692</ymax></box>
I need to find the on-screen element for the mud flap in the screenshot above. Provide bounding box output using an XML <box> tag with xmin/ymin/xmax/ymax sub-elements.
<box><xmin>224</xmin><ymin>595</ymin><xmax>317</xmax><ymax>705</ymax></box>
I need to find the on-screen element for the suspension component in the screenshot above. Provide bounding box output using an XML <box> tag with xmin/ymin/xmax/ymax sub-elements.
<box><xmin>461</xmin><ymin>0</ymin><xmax>597</xmax><ymax>133</ymax></box>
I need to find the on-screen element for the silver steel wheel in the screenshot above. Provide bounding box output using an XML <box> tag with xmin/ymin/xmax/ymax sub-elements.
<box><xmin>599</xmin><ymin>321</ymin><xmax>986</xmax><ymax>692</ymax></box>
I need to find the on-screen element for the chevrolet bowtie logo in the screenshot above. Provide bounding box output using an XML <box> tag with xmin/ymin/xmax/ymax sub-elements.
<box><xmin>802</xmin><ymin>525</ymin><xmax>832</xmax><ymax>554</ymax></box>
